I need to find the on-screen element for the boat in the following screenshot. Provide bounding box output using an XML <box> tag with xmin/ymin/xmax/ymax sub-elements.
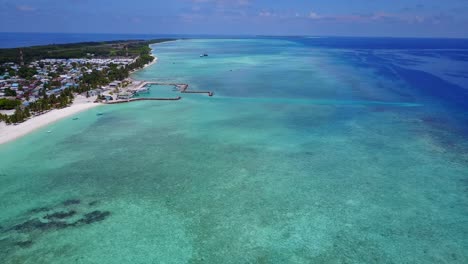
<box><xmin>200</xmin><ymin>53</ymin><xmax>208</xmax><ymax>57</ymax></box>
<box><xmin>72</xmin><ymin>117</ymin><xmax>79</xmax><ymax>120</ymax></box>
<box><xmin>97</xmin><ymin>112</ymin><xmax>104</xmax><ymax>116</ymax></box>
<box><xmin>135</xmin><ymin>86</ymin><xmax>150</xmax><ymax>94</ymax></box>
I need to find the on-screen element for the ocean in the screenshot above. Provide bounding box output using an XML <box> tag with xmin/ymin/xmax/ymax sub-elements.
<box><xmin>0</xmin><ymin>35</ymin><xmax>468</xmax><ymax>263</ymax></box>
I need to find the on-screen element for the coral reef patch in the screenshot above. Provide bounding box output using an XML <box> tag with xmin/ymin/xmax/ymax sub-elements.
<box><xmin>1</xmin><ymin>198</ymin><xmax>111</xmax><ymax>252</ymax></box>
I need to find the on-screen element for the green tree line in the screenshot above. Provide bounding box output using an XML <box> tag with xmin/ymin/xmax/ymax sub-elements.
<box><xmin>0</xmin><ymin>89</ymin><xmax>74</xmax><ymax>124</ymax></box>
<box><xmin>0</xmin><ymin>98</ymin><xmax>20</xmax><ymax>110</ymax></box>
<box><xmin>0</xmin><ymin>39</ymin><xmax>174</xmax><ymax>64</ymax></box>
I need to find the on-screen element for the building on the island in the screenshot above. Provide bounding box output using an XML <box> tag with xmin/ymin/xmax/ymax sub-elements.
<box><xmin>109</xmin><ymin>81</ymin><xmax>122</xmax><ymax>88</ymax></box>
<box><xmin>26</xmin><ymin>96</ymin><xmax>38</xmax><ymax>103</ymax></box>
<box><xmin>88</xmin><ymin>89</ymin><xmax>103</xmax><ymax>97</ymax></box>
<box><xmin>11</xmin><ymin>83</ymin><xmax>19</xmax><ymax>90</ymax></box>
<box><xmin>45</xmin><ymin>84</ymin><xmax>73</xmax><ymax>96</ymax></box>
<box><xmin>32</xmin><ymin>87</ymin><xmax>42</xmax><ymax>96</ymax></box>
<box><xmin>26</xmin><ymin>84</ymin><xmax>36</xmax><ymax>91</ymax></box>
<box><xmin>65</xmin><ymin>82</ymin><xmax>76</xmax><ymax>88</ymax></box>
<box><xmin>46</xmin><ymin>88</ymin><xmax>62</xmax><ymax>96</ymax></box>
<box><xmin>117</xmin><ymin>91</ymin><xmax>132</xmax><ymax>100</ymax></box>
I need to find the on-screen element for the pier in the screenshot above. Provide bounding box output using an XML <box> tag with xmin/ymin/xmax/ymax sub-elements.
<box><xmin>104</xmin><ymin>96</ymin><xmax>182</xmax><ymax>104</ymax></box>
<box><xmin>103</xmin><ymin>81</ymin><xmax>214</xmax><ymax>105</ymax></box>
<box><xmin>136</xmin><ymin>82</ymin><xmax>214</xmax><ymax>97</ymax></box>
<box><xmin>177</xmin><ymin>84</ymin><xmax>214</xmax><ymax>96</ymax></box>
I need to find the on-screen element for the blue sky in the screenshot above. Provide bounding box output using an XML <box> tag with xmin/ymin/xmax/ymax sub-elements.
<box><xmin>1</xmin><ymin>0</ymin><xmax>468</xmax><ymax>37</ymax></box>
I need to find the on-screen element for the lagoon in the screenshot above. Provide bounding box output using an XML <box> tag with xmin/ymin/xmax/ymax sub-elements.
<box><xmin>1</xmin><ymin>38</ymin><xmax>467</xmax><ymax>263</ymax></box>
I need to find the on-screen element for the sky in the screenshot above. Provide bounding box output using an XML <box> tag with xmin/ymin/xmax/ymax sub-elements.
<box><xmin>1</xmin><ymin>0</ymin><xmax>468</xmax><ymax>38</ymax></box>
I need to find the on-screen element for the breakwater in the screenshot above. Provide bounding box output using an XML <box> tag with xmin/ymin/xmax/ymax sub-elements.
<box><xmin>104</xmin><ymin>97</ymin><xmax>182</xmax><ymax>104</ymax></box>
<box><xmin>103</xmin><ymin>81</ymin><xmax>214</xmax><ymax>105</ymax></box>
<box><xmin>140</xmin><ymin>82</ymin><xmax>214</xmax><ymax>97</ymax></box>
<box><xmin>177</xmin><ymin>84</ymin><xmax>214</xmax><ymax>96</ymax></box>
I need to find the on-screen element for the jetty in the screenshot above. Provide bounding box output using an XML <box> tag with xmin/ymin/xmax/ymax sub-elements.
<box><xmin>178</xmin><ymin>84</ymin><xmax>214</xmax><ymax>97</ymax></box>
<box><xmin>134</xmin><ymin>82</ymin><xmax>214</xmax><ymax>97</ymax></box>
<box><xmin>103</xmin><ymin>81</ymin><xmax>214</xmax><ymax>105</ymax></box>
<box><xmin>104</xmin><ymin>96</ymin><xmax>182</xmax><ymax>104</ymax></box>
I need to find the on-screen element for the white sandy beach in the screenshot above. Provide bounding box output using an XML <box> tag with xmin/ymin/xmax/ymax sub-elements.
<box><xmin>146</xmin><ymin>56</ymin><xmax>158</xmax><ymax>68</ymax></box>
<box><xmin>0</xmin><ymin>95</ymin><xmax>101</xmax><ymax>145</ymax></box>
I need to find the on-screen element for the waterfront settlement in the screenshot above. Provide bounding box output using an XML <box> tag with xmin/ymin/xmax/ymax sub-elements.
<box><xmin>0</xmin><ymin>39</ymin><xmax>173</xmax><ymax>124</ymax></box>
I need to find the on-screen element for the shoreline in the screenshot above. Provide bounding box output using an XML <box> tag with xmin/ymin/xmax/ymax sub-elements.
<box><xmin>130</xmin><ymin>56</ymin><xmax>158</xmax><ymax>74</ymax></box>
<box><xmin>0</xmin><ymin>42</ymin><xmax>162</xmax><ymax>146</ymax></box>
<box><xmin>129</xmin><ymin>42</ymin><xmax>167</xmax><ymax>75</ymax></box>
<box><xmin>0</xmin><ymin>95</ymin><xmax>101</xmax><ymax>145</ymax></box>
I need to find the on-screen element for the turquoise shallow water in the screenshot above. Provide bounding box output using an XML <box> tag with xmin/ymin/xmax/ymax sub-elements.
<box><xmin>1</xmin><ymin>38</ymin><xmax>468</xmax><ymax>263</ymax></box>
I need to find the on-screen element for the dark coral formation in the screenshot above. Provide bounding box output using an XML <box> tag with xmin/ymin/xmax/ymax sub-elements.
<box><xmin>78</xmin><ymin>211</ymin><xmax>111</xmax><ymax>225</ymax></box>
<box><xmin>10</xmin><ymin>210</ymin><xmax>111</xmax><ymax>234</ymax></box>
<box><xmin>12</xmin><ymin>219</ymin><xmax>44</xmax><ymax>232</ymax></box>
<box><xmin>3</xmin><ymin>198</ymin><xmax>111</xmax><ymax>250</ymax></box>
<box><xmin>12</xmin><ymin>218</ymin><xmax>69</xmax><ymax>232</ymax></box>
<box><xmin>15</xmin><ymin>240</ymin><xmax>33</xmax><ymax>248</ymax></box>
<box><xmin>28</xmin><ymin>207</ymin><xmax>51</xmax><ymax>214</ymax></box>
<box><xmin>88</xmin><ymin>200</ymin><xmax>99</xmax><ymax>206</ymax></box>
<box><xmin>44</xmin><ymin>210</ymin><xmax>77</xmax><ymax>220</ymax></box>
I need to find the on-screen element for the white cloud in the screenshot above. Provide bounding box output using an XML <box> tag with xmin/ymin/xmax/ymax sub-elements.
<box><xmin>308</xmin><ymin>12</ymin><xmax>321</xmax><ymax>19</ymax></box>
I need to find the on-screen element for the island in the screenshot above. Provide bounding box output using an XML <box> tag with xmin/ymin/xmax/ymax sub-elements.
<box><xmin>0</xmin><ymin>39</ymin><xmax>180</xmax><ymax>144</ymax></box>
<box><xmin>0</xmin><ymin>39</ymin><xmax>174</xmax><ymax>125</ymax></box>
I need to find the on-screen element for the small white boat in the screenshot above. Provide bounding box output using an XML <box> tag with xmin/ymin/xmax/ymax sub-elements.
<box><xmin>135</xmin><ymin>86</ymin><xmax>150</xmax><ymax>93</ymax></box>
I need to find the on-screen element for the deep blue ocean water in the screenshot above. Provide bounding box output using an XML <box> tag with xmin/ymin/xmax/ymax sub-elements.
<box><xmin>0</xmin><ymin>34</ymin><xmax>468</xmax><ymax>263</ymax></box>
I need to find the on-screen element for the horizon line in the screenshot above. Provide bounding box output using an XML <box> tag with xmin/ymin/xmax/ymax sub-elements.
<box><xmin>1</xmin><ymin>31</ymin><xmax>468</xmax><ymax>40</ymax></box>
